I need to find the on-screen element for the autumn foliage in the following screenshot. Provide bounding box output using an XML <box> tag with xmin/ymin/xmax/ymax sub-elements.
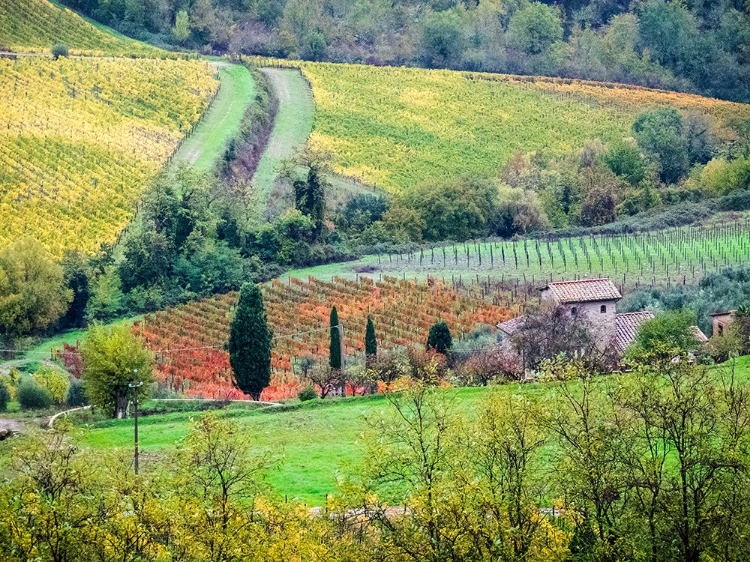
<box><xmin>136</xmin><ymin>276</ymin><xmax>516</xmax><ymax>401</ymax></box>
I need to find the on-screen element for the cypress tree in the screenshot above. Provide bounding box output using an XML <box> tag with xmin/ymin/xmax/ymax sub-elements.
<box><xmin>293</xmin><ymin>165</ymin><xmax>327</xmax><ymax>240</ymax></box>
<box><xmin>229</xmin><ymin>283</ymin><xmax>272</xmax><ymax>401</ymax></box>
<box><xmin>329</xmin><ymin>306</ymin><xmax>342</xmax><ymax>371</ymax></box>
<box><xmin>365</xmin><ymin>316</ymin><xmax>377</xmax><ymax>359</ymax></box>
<box><xmin>426</xmin><ymin>321</ymin><xmax>452</xmax><ymax>355</ymax></box>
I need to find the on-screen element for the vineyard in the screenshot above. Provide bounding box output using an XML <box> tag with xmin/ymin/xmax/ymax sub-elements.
<box><xmin>0</xmin><ymin>0</ymin><xmax>163</xmax><ymax>56</ymax></box>
<box><xmin>286</xmin><ymin>221</ymin><xmax>750</xmax><ymax>287</ymax></box>
<box><xmin>136</xmin><ymin>277</ymin><xmax>516</xmax><ymax>401</ymax></box>
<box><xmin>0</xmin><ymin>56</ymin><xmax>219</xmax><ymax>256</ymax></box>
<box><xmin>255</xmin><ymin>59</ymin><xmax>750</xmax><ymax>194</ymax></box>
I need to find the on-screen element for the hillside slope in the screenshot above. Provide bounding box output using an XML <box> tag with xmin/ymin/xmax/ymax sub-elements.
<box><xmin>0</xmin><ymin>57</ymin><xmax>219</xmax><ymax>256</ymax></box>
<box><xmin>0</xmin><ymin>0</ymin><xmax>161</xmax><ymax>56</ymax></box>
<box><xmin>258</xmin><ymin>60</ymin><xmax>750</xmax><ymax>195</ymax></box>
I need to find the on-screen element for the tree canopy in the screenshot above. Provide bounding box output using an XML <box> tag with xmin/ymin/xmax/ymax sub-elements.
<box><xmin>426</xmin><ymin>321</ymin><xmax>452</xmax><ymax>355</ymax></box>
<box><xmin>80</xmin><ymin>323</ymin><xmax>154</xmax><ymax>419</ymax></box>
<box><xmin>0</xmin><ymin>237</ymin><xmax>72</xmax><ymax>339</ymax></box>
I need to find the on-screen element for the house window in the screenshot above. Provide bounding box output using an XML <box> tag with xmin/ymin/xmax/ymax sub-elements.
<box><xmin>571</xmin><ymin>307</ymin><xmax>577</xmax><ymax>316</ymax></box>
<box><xmin>600</xmin><ymin>305</ymin><xmax>607</xmax><ymax>313</ymax></box>
<box><xmin>719</xmin><ymin>324</ymin><xmax>724</xmax><ymax>337</ymax></box>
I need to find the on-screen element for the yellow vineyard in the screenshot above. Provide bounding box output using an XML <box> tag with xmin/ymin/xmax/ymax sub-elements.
<box><xmin>0</xmin><ymin>0</ymin><xmax>162</xmax><ymax>57</ymax></box>
<box><xmin>0</xmin><ymin>57</ymin><xmax>219</xmax><ymax>256</ymax></box>
<box><xmin>257</xmin><ymin>59</ymin><xmax>750</xmax><ymax>194</ymax></box>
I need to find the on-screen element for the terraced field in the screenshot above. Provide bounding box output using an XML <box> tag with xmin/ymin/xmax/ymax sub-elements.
<box><xmin>0</xmin><ymin>0</ymin><xmax>163</xmax><ymax>56</ymax></box>
<box><xmin>256</xmin><ymin>59</ymin><xmax>750</xmax><ymax>194</ymax></box>
<box><xmin>0</xmin><ymin>56</ymin><xmax>219</xmax><ymax>256</ymax></box>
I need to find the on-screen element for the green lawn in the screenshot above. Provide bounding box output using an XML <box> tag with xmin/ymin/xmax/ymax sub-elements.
<box><xmin>170</xmin><ymin>63</ymin><xmax>256</xmax><ymax>173</ymax></box>
<box><xmin>15</xmin><ymin>356</ymin><xmax>750</xmax><ymax>506</ymax></box>
<box><xmin>75</xmin><ymin>384</ymin><xmax>558</xmax><ymax>505</ymax></box>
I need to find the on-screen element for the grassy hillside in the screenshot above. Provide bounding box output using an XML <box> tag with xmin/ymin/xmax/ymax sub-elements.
<box><xmin>67</xmin><ymin>355</ymin><xmax>750</xmax><ymax>505</ymax></box>
<box><xmin>251</xmin><ymin>68</ymin><xmax>315</xmax><ymax>218</ymax></box>
<box><xmin>74</xmin><ymin>386</ymin><xmax>523</xmax><ymax>505</ymax></box>
<box><xmin>257</xmin><ymin>60</ymin><xmax>750</xmax><ymax>195</ymax></box>
<box><xmin>0</xmin><ymin>0</ymin><xmax>162</xmax><ymax>56</ymax></box>
<box><xmin>0</xmin><ymin>56</ymin><xmax>219</xmax><ymax>256</ymax></box>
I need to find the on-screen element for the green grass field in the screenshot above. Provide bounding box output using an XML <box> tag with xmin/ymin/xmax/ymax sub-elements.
<box><xmin>283</xmin><ymin>221</ymin><xmax>750</xmax><ymax>288</ymax></box>
<box><xmin>170</xmin><ymin>63</ymin><xmax>255</xmax><ymax>173</ymax></box>
<box><xmin>75</xmin><ymin>384</ymin><xmax>557</xmax><ymax>505</ymax></box>
<box><xmin>60</xmin><ymin>355</ymin><xmax>750</xmax><ymax>505</ymax></box>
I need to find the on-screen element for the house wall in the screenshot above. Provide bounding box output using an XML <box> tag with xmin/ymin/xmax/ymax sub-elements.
<box><xmin>560</xmin><ymin>300</ymin><xmax>618</xmax><ymax>350</ymax></box>
<box><xmin>712</xmin><ymin>313</ymin><xmax>734</xmax><ymax>337</ymax></box>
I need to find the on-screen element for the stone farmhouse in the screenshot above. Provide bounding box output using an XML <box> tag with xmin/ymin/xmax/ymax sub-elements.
<box><xmin>710</xmin><ymin>309</ymin><xmax>736</xmax><ymax>337</ymax></box>
<box><xmin>498</xmin><ymin>277</ymin><xmax>708</xmax><ymax>356</ymax></box>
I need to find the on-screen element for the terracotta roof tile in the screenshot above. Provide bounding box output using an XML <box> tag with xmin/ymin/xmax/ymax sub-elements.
<box><xmin>614</xmin><ymin>311</ymin><xmax>655</xmax><ymax>353</ymax></box>
<box><xmin>690</xmin><ymin>325</ymin><xmax>709</xmax><ymax>343</ymax></box>
<box><xmin>543</xmin><ymin>278</ymin><xmax>622</xmax><ymax>304</ymax></box>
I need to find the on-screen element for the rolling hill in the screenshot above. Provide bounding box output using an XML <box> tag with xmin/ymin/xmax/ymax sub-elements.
<box><xmin>257</xmin><ymin>59</ymin><xmax>750</xmax><ymax>195</ymax></box>
<box><xmin>0</xmin><ymin>0</ymin><xmax>162</xmax><ymax>56</ymax></box>
<box><xmin>0</xmin><ymin>55</ymin><xmax>219</xmax><ymax>256</ymax></box>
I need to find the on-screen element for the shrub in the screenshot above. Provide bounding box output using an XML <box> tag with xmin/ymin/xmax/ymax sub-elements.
<box><xmin>66</xmin><ymin>381</ymin><xmax>87</xmax><ymax>407</ymax></box>
<box><xmin>5</xmin><ymin>368</ymin><xmax>21</xmax><ymax>401</ymax></box>
<box><xmin>52</xmin><ymin>43</ymin><xmax>69</xmax><ymax>59</ymax></box>
<box><xmin>426</xmin><ymin>321</ymin><xmax>453</xmax><ymax>355</ymax></box>
<box><xmin>17</xmin><ymin>379</ymin><xmax>53</xmax><ymax>410</ymax></box>
<box><xmin>33</xmin><ymin>367</ymin><xmax>70</xmax><ymax>405</ymax></box>
<box><xmin>298</xmin><ymin>387</ymin><xmax>318</xmax><ymax>402</ymax></box>
<box><xmin>0</xmin><ymin>380</ymin><xmax>9</xmax><ymax>412</ymax></box>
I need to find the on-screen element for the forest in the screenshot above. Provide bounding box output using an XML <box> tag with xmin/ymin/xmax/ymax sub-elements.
<box><xmin>60</xmin><ymin>0</ymin><xmax>750</xmax><ymax>103</ymax></box>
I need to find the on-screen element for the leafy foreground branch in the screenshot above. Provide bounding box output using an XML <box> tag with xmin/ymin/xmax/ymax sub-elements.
<box><xmin>3</xmin><ymin>352</ymin><xmax>750</xmax><ymax>561</ymax></box>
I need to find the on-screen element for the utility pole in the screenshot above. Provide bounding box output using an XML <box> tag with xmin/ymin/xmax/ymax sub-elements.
<box><xmin>128</xmin><ymin>377</ymin><xmax>143</xmax><ymax>474</ymax></box>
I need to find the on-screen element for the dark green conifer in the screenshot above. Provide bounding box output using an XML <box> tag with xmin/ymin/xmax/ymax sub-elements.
<box><xmin>293</xmin><ymin>165</ymin><xmax>326</xmax><ymax>240</ymax></box>
<box><xmin>365</xmin><ymin>316</ymin><xmax>377</xmax><ymax>360</ymax></box>
<box><xmin>329</xmin><ymin>306</ymin><xmax>342</xmax><ymax>371</ymax></box>
<box><xmin>426</xmin><ymin>321</ymin><xmax>452</xmax><ymax>355</ymax></box>
<box><xmin>229</xmin><ymin>283</ymin><xmax>272</xmax><ymax>400</ymax></box>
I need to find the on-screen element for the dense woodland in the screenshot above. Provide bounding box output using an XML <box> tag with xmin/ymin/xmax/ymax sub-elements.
<box><xmin>63</xmin><ymin>0</ymin><xmax>750</xmax><ymax>103</ymax></box>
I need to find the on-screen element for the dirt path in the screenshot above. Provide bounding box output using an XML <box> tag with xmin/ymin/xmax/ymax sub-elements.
<box><xmin>0</xmin><ymin>358</ymin><xmax>63</xmax><ymax>376</ymax></box>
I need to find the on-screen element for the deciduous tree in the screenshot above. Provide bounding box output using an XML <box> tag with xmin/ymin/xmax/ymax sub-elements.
<box><xmin>0</xmin><ymin>237</ymin><xmax>72</xmax><ymax>339</ymax></box>
<box><xmin>81</xmin><ymin>324</ymin><xmax>154</xmax><ymax>418</ymax></box>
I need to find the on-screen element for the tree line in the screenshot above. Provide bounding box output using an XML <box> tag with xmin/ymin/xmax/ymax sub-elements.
<box><xmin>61</xmin><ymin>0</ymin><xmax>750</xmax><ymax>104</ymax></box>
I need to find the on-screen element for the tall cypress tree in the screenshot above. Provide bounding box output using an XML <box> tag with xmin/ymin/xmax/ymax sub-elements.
<box><xmin>329</xmin><ymin>306</ymin><xmax>342</xmax><ymax>371</ymax></box>
<box><xmin>229</xmin><ymin>283</ymin><xmax>272</xmax><ymax>401</ymax></box>
<box><xmin>293</xmin><ymin>165</ymin><xmax>326</xmax><ymax>240</ymax></box>
<box><xmin>365</xmin><ymin>316</ymin><xmax>377</xmax><ymax>359</ymax></box>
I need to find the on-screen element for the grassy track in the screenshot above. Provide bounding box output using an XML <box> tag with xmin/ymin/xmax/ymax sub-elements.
<box><xmin>283</xmin><ymin>222</ymin><xmax>750</xmax><ymax>288</ymax></box>
<box><xmin>251</xmin><ymin>69</ymin><xmax>315</xmax><ymax>212</ymax></box>
<box><xmin>170</xmin><ymin>63</ymin><xmax>255</xmax><ymax>173</ymax></box>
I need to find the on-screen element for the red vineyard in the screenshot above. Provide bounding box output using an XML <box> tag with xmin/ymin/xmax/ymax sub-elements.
<box><xmin>134</xmin><ymin>276</ymin><xmax>517</xmax><ymax>401</ymax></box>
